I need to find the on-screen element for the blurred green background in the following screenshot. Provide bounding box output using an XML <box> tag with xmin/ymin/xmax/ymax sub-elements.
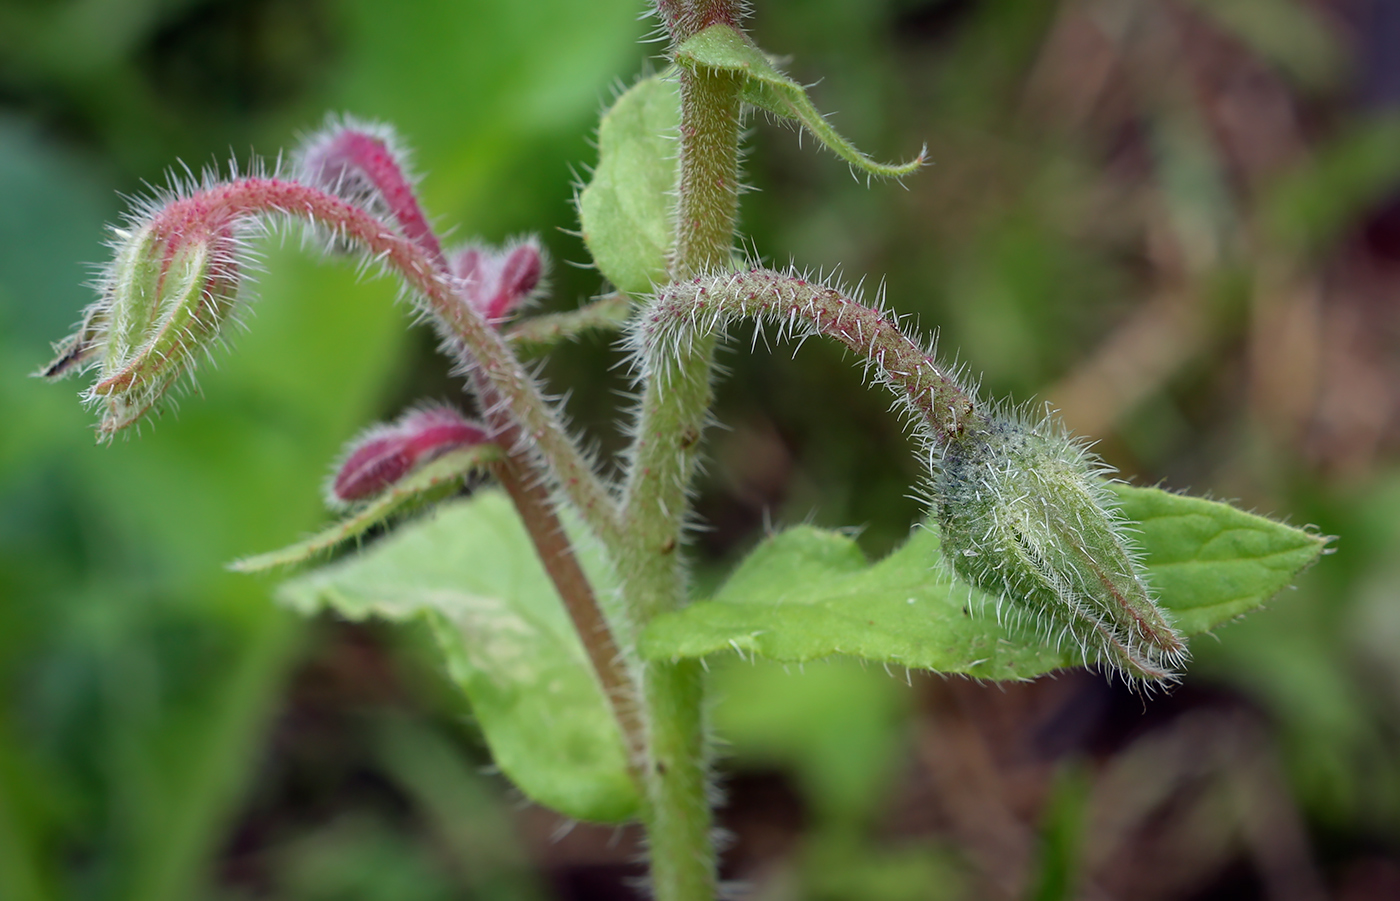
<box><xmin>3</xmin><ymin>0</ymin><xmax>1399</xmax><ymax>898</ymax></box>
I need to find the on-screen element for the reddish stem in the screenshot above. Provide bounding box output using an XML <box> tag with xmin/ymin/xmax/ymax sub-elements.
<box><xmin>303</xmin><ymin>129</ymin><xmax>447</xmax><ymax>270</ymax></box>
<box><xmin>150</xmin><ymin>177</ymin><xmax>619</xmax><ymax>541</ymax></box>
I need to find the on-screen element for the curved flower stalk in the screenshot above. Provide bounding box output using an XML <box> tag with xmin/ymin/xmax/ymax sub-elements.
<box><xmin>633</xmin><ymin>267</ymin><xmax>1187</xmax><ymax>681</ymax></box>
<box><xmin>37</xmin><ymin>160</ymin><xmax>619</xmax><ymax>545</ymax></box>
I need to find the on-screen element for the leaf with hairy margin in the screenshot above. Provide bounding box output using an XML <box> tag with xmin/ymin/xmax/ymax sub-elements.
<box><xmin>639</xmin><ymin>485</ymin><xmax>1328</xmax><ymax>680</ymax></box>
<box><xmin>276</xmin><ymin>490</ymin><xmax>639</xmax><ymax>823</ymax></box>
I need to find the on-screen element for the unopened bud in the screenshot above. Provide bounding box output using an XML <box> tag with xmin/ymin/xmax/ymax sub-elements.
<box><xmin>296</xmin><ymin>117</ymin><xmax>444</xmax><ymax>265</ymax></box>
<box><xmin>934</xmin><ymin>416</ymin><xmax>1186</xmax><ymax>681</ymax></box>
<box><xmin>45</xmin><ymin>215</ymin><xmax>243</xmax><ymax>436</ymax></box>
<box><xmin>448</xmin><ymin>239</ymin><xmax>544</xmax><ymax>324</ymax></box>
<box><xmin>329</xmin><ymin>404</ymin><xmax>489</xmax><ymax>507</ymax></box>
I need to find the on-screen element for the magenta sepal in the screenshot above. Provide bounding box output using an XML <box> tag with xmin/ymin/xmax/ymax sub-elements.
<box><xmin>449</xmin><ymin>239</ymin><xmax>545</xmax><ymax>324</ymax></box>
<box><xmin>330</xmin><ymin>405</ymin><xmax>489</xmax><ymax>506</ymax></box>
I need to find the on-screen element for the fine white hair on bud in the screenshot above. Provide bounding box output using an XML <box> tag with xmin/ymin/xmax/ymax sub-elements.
<box><xmin>42</xmin><ymin>210</ymin><xmax>247</xmax><ymax>437</ymax></box>
<box><xmin>932</xmin><ymin>412</ymin><xmax>1187</xmax><ymax>682</ymax></box>
<box><xmin>636</xmin><ymin>267</ymin><xmax>1186</xmax><ymax>682</ymax></box>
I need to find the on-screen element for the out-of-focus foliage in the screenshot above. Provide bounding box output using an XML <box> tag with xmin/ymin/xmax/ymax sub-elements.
<box><xmin>4</xmin><ymin>0</ymin><xmax>1400</xmax><ymax>898</ymax></box>
<box><xmin>0</xmin><ymin>0</ymin><xmax>642</xmax><ymax>898</ymax></box>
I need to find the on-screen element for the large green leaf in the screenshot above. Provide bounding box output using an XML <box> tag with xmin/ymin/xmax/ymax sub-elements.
<box><xmin>577</xmin><ymin>74</ymin><xmax>679</xmax><ymax>295</ymax></box>
<box><xmin>639</xmin><ymin>485</ymin><xmax>1328</xmax><ymax>680</ymax></box>
<box><xmin>277</xmin><ymin>490</ymin><xmax>639</xmax><ymax>823</ymax></box>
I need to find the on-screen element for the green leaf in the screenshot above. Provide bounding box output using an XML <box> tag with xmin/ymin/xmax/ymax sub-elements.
<box><xmin>639</xmin><ymin>485</ymin><xmax>1328</xmax><ymax>680</ymax></box>
<box><xmin>577</xmin><ymin>74</ymin><xmax>679</xmax><ymax>295</ymax></box>
<box><xmin>229</xmin><ymin>444</ymin><xmax>503</xmax><ymax>573</ymax></box>
<box><xmin>277</xmin><ymin>490</ymin><xmax>639</xmax><ymax>823</ymax></box>
<box><xmin>1117</xmin><ymin>485</ymin><xmax>1327</xmax><ymax>635</ymax></box>
<box><xmin>675</xmin><ymin>24</ymin><xmax>925</xmax><ymax>180</ymax></box>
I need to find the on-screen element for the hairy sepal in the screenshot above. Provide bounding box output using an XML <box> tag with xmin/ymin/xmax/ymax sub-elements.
<box><xmin>231</xmin><ymin>444</ymin><xmax>502</xmax><ymax>573</ymax></box>
<box><xmin>934</xmin><ymin>416</ymin><xmax>1186</xmax><ymax>681</ymax></box>
<box><xmin>328</xmin><ymin>404</ymin><xmax>491</xmax><ymax>509</ymax></box>
<box><xmin>295</xmin><ymin>115</ymin><xmax>445</xmax><ymax>266</ymax></box>
<box><xmin>448</xmin><ymin>238</ymin><xmax>546</xmax><ymax>325</ymax></box>
<box><xmin>72</xmin><ymin>216</ymin><xmax>244</xmax><ymax>436</ymax></box>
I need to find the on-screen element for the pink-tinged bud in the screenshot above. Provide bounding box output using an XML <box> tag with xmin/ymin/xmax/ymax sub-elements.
<box><xmin>42</xmin><ymin>210</ymin><xmax>245</xmax><ymax>436</ymax></box>
<box><xmin>295</xmin><ymin>117</ymin><xmax>445</xmax><ymax>268</ymax></box>
<box><xmin>448</xmin><ymin>238</ymin><xmax>545</xmax><ymax>324</ymax></box>
<box><xmin>329</xmin><ymin>404</ymin><xmax>489</xmax><ymax>507</ymax></box>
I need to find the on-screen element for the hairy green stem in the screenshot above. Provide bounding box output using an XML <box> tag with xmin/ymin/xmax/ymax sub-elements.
<box><xmin>506</xmin><ymin>292</ymin><xmax>634</xmax><ymax>359</ymax></box>
<box><xmin>618</xmin><ymin>12</ymin><xmax>746</xmax><ymax>899</ymax></box>
<box><xmin>642</xmin><ymin>268</ymin><xmax>989</xmax><ymax>446</ymax></box>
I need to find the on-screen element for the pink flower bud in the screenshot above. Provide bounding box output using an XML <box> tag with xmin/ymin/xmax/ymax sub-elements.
<box><xmin>448</xmin><ymin>238</ymin><xmax>545</xmax><ymax>324</ymax></box>
<box><xmin>296</xmin><ymin>117</ymin><xmax>445</xmax><ymax>268</ymax></box>
<box><xmin>329</xmin><ymin>404</ymin><xmax>489</xmax><ymax>507</ymax></box>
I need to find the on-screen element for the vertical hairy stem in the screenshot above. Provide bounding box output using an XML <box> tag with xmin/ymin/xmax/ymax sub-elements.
<box><xmin>621</xmin><ymin>10</ymin><xmax>745</xmax><ymax>898</ymax></box>
<box><xmin>491</xmin><ymin>445</ymin><xmax>645</xmax><ymax>767</ymax></box>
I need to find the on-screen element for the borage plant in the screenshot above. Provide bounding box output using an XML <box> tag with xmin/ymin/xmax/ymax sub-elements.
<box><xmin>41</xmin><ymin>2</ymin><xmax>1328</xmax><ymax>898</ymax></box>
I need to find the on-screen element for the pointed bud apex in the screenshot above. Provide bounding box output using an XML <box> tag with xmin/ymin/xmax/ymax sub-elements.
<box><xmin>934</xmin><ymin>417</ymin><xmax>1187</xmax><ymax>681</ymax></box>
<box><xmin>39</xmin><ymin>302</ymin><xmax>108</xmax><ymax>380</ymax></box>
<box><xmin>448</xmin><ymin>238</ymin><xmax>545</xmax><ymax>324</ymax></box>
<box><xmin>57</xmin><ymin>213</ymin><xmax>243</xmax><ymax>436</ymax></box>
<box><xmin>329</xmin><ymin>404</ymin><xmax>489</xmax><ymax>507</ymax></box>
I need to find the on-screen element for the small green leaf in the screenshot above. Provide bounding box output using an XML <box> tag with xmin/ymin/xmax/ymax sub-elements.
<box><xmin>577</xmin><ymin>74</ymin><xmax>679</xmax><ymax>295</ymax></box>
<box><xmin>639</xmin><ymin>485</ymin><xmax>1327</xmax><ymax>680</ymax></box>
<box><xmin>276</xmin><ymin>490</ymin><xmax>639</xmax><ymax>823</ymax></box>
<box><xmin>675</xmin><ymin>24</ymin><xmax>925</xmax><ymax>180</ymax></box>
<box><xmin>229</xmin><ymin>444</ymin><xmax>503</xmax><ymax>573</ymax></box>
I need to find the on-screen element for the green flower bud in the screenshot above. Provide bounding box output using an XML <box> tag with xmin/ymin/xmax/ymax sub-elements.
<box><xmin>44</xmin><ymin>213</ymin><xmax>242</xmax><ymax>436</ymax></box>
<box><xmin>934</xmin><ymin>415</ymin><xmax>1186</xmax><ymax>682</ymax></box>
